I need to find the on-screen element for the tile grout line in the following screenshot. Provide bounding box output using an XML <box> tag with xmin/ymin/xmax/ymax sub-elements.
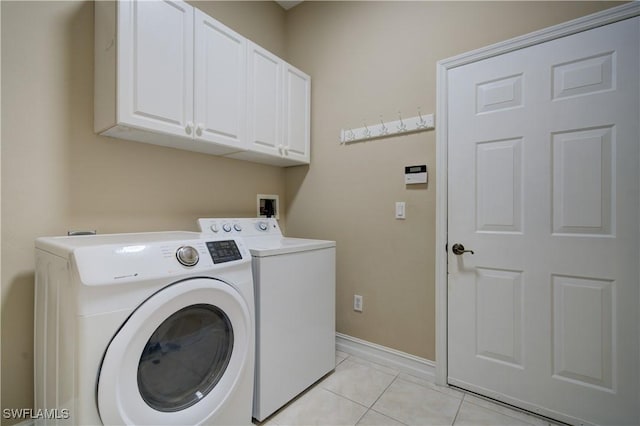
<box><xmin>322</xmin><ymin>368</ymin><xmax>406</xmax><ymax>426</ymax></box>
<box><xmin>339</xmin><ymin>356</ymin><xmax>465</xmax><ymax>426</ymax></box>
<box><xmin>367</xmin><ymin>408</ymin><xmax>411</xmax><ymax>426</ymax></box>
<box><xmin>267</xmin><ymin>352</ymin><xmax>566</xmax><ymax>426</ymax></box>
<box><xmin>450</xmin><ymin>392</ymin><xmax>466</xmax><ymax>425</ymax></box>
<box><xmin>324</xmin><ymin>355</ymin><xmax>409</xmax><ymax>426</ymax></box>
<box><xmin>319</xmin><ymin>360</ymin><xmax>399</xmax><ymax>411</ymax></box>
<box><xmin>368</xmin><ymin>371</ymin><xmax>400</xmax><ymax>408</ymax></box>
<box><xmin>361</xmin><ymin>374</ymin><xmax>410</xmax><ymax>426</ymax></box>
<box><xmin>335</xmin><ymin>353</ymin><xmax>351</xmax><ymax>367</ymax></box>
<box><xmin>321</xmin><ymin>387</ymin><xmax>370</xmax><ymax>410</ymax></box>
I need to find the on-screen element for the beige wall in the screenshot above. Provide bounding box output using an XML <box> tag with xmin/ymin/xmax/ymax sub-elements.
<box><xmin>189</xmin><ymin>0</ymin><xmax>286</xmax><ymax>58</ymax></box>
<box><xmin>283</xmin><ymin>1</ymin><xmax>622</xmax><ymax>361</ymax></box>
<box><xmin>0</xmin><ymin>0</ymin><xmax>285</xmax><ymax>420</ymax></box>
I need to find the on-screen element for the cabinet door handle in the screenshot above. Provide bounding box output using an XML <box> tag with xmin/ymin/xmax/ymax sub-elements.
<box><xmin>196</xmin><ymin>123</ymin><xmax>203</xmax><ymax>136</ymax></box>
<box><xmin>185</xmin><ymin>121</ymin><xmax>194</xmax><ymax>135</ymax></box>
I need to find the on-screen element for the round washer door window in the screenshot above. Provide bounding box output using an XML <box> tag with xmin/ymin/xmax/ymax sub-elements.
<box><xmin>97</xmin><ymin>278</ymin><xmax>252</xmax><ymax>425</ymax></box>
<box><xmin>137</xmin><ymin>304</ymin><xmax>234</xmax><ymax>412</ymax></box>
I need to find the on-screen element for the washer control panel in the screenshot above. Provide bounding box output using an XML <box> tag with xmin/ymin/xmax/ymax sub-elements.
<box><xmin>206</xmin><ymin>240</ymin><xmax>242</xmax><ymax>264</ymax></box>
<box><xmin>70</xmin><ymin>234</ymin><xmax>250</xmax><ymax>286</ymax></box>
<box><xmin>197</xmin><ymin>218</ymin><xmax>282</xmax><ymax>238</ymax></box>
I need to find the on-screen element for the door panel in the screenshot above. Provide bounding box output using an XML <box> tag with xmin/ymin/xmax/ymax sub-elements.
<box><xmin>476</xmin><ymin>138</ymin><xmax>523</xmax><ymax>233</ymax></box>
<box><xmin>194</xmin><ymin>10</ymin><xmax>247</xmax><ymax>149</ymax></box>
<box><xmin>283</xmin><ymin>65</ymin><xmax>310</xmax><ymax>162</ymax></box>
<box><xmin>119</xmin><ymin>0</ymin><xmax>194</xmax><ymax>136</ymax></box>
<box><xmin>552</xmin><ymin>127</ymin><xmax>613</xmax><ymax>235</ymax></box>
<box><xmin>247</xmin><ymin>42</ymin><xmax>282</xmax><ymax>155</ymax></box>
<box><xmin>447</xmin><ymin>17</ymin><xmax>639</xmax><ymax>425</ymax></box>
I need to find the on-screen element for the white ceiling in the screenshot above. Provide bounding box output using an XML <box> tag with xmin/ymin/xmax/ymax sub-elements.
<box><xmin>275</xmin><ymin>1</ymin><xmax>303</xmax><ymax>10</ymax></box>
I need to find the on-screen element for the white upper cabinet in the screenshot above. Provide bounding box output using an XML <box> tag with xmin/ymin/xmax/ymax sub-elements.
<box><xmin>194</xmin><ymin>10</ymin><xmax>247</xmax><ymax>150</ymax></box>
<box><xmin>246</xmin><ymin>41</ymin><xmax>283</xmax><ymax>156</ymax></box>
<box><xmin>283</xmin><ymin>63</ymin><xmax>311</xmax><ymax>164</ymax></box>
<box><xmin>228</xmin><ymin>43</ymin><xmax>311</xmax><ymax>166</ymax></box>
<box><xmin>119</xmin><ymin>0</ymin><xmax>193</xmax><ymax>138</ymax></box>
<box><xmin>95</xmin><ymin>0</ymin><xmax>310</xmax><ymax>165</ymax></box>
<box><xmin>95</xmin><ymin>0</ymin><xmax>246</xmax><ymax>156</ymax></box>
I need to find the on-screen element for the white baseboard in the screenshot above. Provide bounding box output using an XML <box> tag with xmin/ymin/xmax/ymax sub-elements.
<box><xmin>335</xmin><ymin>333</ymin><xmax>436</xmax><ymax>382</ymax></box>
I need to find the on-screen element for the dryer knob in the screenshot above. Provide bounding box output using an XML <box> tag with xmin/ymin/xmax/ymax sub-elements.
<box><xmin>234</xmin><ymin>224</ymin><xmax>242</xmax><ymax>232</ymax></box>
<box><xmin>210</xmin><ymin>224</ymin><xmax>219</xmax><ymax>233</ymax></box>
<box><xmin>176</xmin><ymin>246</ymin><xmax>199</xmax><ymax>267</ymax></box>
<box><xmin>257</xmin><ymin>221</ymin><xmax>268</xmax><ymax>231</ymax></box>
<box><xmin>222</xmin><ymin>223</ymin><xmax>232</xmax><ymax>232</ymax></box>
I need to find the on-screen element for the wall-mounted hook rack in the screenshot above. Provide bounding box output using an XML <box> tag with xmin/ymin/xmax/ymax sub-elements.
<box><xmin>340</xmin><ymin>110</ymin><xmax>434</xmax><ymax>144</ymax></box>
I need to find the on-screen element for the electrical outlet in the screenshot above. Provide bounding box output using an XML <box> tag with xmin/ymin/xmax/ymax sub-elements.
<box><xmin>354</xmin><ymin>294</ymin><xmax>363</xmax><ymax>312</ymax></box>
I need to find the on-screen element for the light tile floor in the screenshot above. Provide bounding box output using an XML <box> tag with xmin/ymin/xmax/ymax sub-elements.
<box><xmin>258</xmin><ymin>351</ymin><xmax>562</xmax><ymax>426</ymax></box>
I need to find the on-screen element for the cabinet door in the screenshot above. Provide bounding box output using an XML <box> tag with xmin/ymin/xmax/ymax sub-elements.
<box><xmin>283</xmin><ymin>64</ymin><xmax>311</xmax><ymax>164</ymax></box>
<box><xmin>246</xmin><ymin>42</ymin><xmax>282</xmax><ymax>156</ymax></box>
<box><xmin>194</xmin><ymin>10</ymin><xmax>247</xmax><ymax>151</ymax></box>
<box><xmin>118</xmin><ymin>0</ymin><xmax>194</xmax><ymax>138</ymax></box>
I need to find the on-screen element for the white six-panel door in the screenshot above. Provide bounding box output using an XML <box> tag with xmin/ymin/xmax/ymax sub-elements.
<box><xmin>447</xmin><ymin>17</ymin><xmax>639</xmax><ymax>425</ymax></box>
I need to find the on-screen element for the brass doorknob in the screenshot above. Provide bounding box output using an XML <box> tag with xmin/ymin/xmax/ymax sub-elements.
<box><xmin>452</xmin><ymin>243</ymin><xmax>474</xmax><ymax>255</ymax></box>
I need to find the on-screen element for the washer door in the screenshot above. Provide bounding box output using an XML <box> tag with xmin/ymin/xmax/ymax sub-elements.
<box><xmin>97</xmin><ymin>278</ymin><xmax>251</xmax><ymax>425</ymax></box>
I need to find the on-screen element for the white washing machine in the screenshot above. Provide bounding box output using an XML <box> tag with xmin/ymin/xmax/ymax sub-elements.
<box><xmin>197</xmin><ymin>218</ymin><xmax>336</xmax><ymax>421</ymax></box>
<box><xmin>34</xmin><ymin>231</ymin><xmax>254</xmax><ymax>425</ymax></box>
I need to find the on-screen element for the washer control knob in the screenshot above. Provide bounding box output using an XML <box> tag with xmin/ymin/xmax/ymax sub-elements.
<box><xmin>176</xmin><ymin>246</ymin><xmax>199</xmax><ymax>267</ymax></box>
<box><xmin>233</xmin><ymin>224</ymin><xmax>242</xmax><ymax>232</ymax></box>
<box><xmin>222</xmin><ymin>223</ymin><xmax>232</xmax><ymax>232</ymax></box>
<box><xmin>257</xmin><ymin>221</ymin><xmax>268</xmax><ymax>231</ymax></box>
<box><xmin>210</xmin><ymin>224</ymin><xmax>219</xmax><ymax>233</ymax></box>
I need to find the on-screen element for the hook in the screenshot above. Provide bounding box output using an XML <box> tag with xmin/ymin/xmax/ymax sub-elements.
<box><xmin>416</xmin><ymin>107</ymin><xmax>428</xmax><ymax>128</ymax></box>
<box><xmin>362</xmin><ymin>120</ymin><xmax>372</xmax><ymax>138</ymax></box>
<box><xmin>397</xmin><ymin>111</ymin><xmax>407</xmax><ymax>132</ymax></box>
<box><xmin>342</xmin><ymin>129</ymin><xmax>354</xmax><ymax>143</ymax></box>
<box><xmin>379</xmin><ymin>115</ymin><xmax>389</xmax><ymax>136</ymax></box>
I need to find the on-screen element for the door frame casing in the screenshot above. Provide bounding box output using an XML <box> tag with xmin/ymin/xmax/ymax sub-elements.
<box><xmin>434</xmin><ymin>2</ymin><xmax>640</xmax><ymax>387</ymax></box>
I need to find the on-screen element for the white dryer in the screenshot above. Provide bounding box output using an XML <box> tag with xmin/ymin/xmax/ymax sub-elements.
<box><xmin>197</xmin><ymin>218</ymin><xmax>336</xmax><ymax>421</ymax></box>
<box><xmin>34</xmin><ymin>231</ymin><xmax>254</xmax><ymax>425</ymax></box>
